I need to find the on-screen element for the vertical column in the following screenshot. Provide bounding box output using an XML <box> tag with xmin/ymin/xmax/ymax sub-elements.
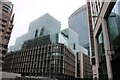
<box><xmin>0</xmin><ymin>3</ymin><xmax>3</xmax><ymax>79</ymax></box>
<box><xmin>94</xmin><ymin>36</ymin><xmax>99</xmax><ymax>79</ymax></box>
<box><xmin>102</xmin><ymin>18</ymin><xmax>113</xmax><ymax>79</ymax></box>
<box><xmin>81</xmin><ymin>53</ymin><xmax>83</xmax><ymax>78</ymax></box>
<box><xmin>34</xmin><ymin>48</ymin><xmax>37</xmax><ymax>76</ymax></box>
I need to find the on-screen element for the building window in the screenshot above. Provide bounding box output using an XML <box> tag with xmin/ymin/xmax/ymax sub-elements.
<box><xmin>3</xmin><ymin>44</ymin><xmax>8</xmax><ymax>48</ymax></box>
<box><xmin>91</xmin><ymin>57</ymin><xmax>96</xmax><ymax>65</ymax></box>
<box><xmin>0</xmin><ymin>29</ymin><xmax>4</xmax><ymax>32</ymax></box>
<box><xmin>2</xmin><ymin>20</ymin><xmax>7</xmax><ymax>24</ymax></box>
<box><xmin>97</xmin><ymin>31</ymin><xmax>105</xmax><ymax>62</ymax></box>
<box><xmin>6</xmin><ymin>31</ymin><xmax>11</xmax><ymax>34</ymax></box>
<box><xmin>107</xmin><ymin>0</ymin><xmax>120</xmax><ymax>42</ymax></box>
<box><xmin>2</xmin><ymin>24</ymin><xmax>5</xmax><ymax>27</ymax></box>
<box><xmin>34</xmin><ymin>29</ymin><xmax>38</xmax><ymax>37</ymax></box>
<box><xmin>76</xmin><ymin>52</ymin><xmax>80</xmax><ymax>77</ymax></box>
<box><xmin>40</xmin><ymin>27</ymin><xmax>44</xmax><ymax>36</ymax></box>
<box><xmin>5</xmin><ymin>36</ymin><xmax>10</xmax><ymax>40</ymax></box>
<box><xmin>2</xmin><ymin>8</ymin><xmax>8</xmax><ymax>13</ymax></box>
<box><xmin>73</xmin><ymin>43</ymin><xmax>76</xmax><ymax>50</ymax></box>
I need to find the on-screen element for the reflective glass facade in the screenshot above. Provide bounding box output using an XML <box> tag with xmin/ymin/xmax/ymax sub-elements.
<box><xmin>9</xmin><ymin>13</ymin><xmax>61</xmax><ymax>51</ymax></box>
<box><xmin>68</xmin><ymin>5</ymin><xmax>89</xmax><ymax>46</ymax></box>
<box><xmin>97</xmin><ymin>31</ymin><xmax>105</xmax><ymax>62</ymax></box>
<box><xmin>107</xmin><ymin>0</ymin><xmax>120</xmax><ymax>42</ymax></box>
<box><xmin>97</xmin><ymin>31</ymin><xmax>108</xmax><ymax>79</ymax></box>
<box><xmin>9</xmin><ymin>13</ymin><xmax>88</xmax><ymax>55</ymax></box>
<box><xmin>107</xmin><ymin>0</ymin><xmax>120</xmax><ymax>79</ymax></box>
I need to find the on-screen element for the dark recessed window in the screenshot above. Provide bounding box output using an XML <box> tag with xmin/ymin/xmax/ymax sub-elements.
<box><xmin>91</xmin><ymin>57</ymin><xmax>96</xmax><ymax>65</ymax></box>
<box><xmin>73</xmin><ymin>43</ymin><xmax>76</xmax><ymax>50</ymax></box>
<box><xmin>3</xmin><ymin>3</ymin><xmax>11</xmax><ymax>9</ymax></box>
<box><xmin>0</xmin><ymin>29</ymin><xmax>4</xmax><ymax>32</ymax></box>
<box><xmin>6</xmin><ymin>31</ymin><xmax>11</xmax><ymax>34</ymax></box>
<box><xmin>3</xmin><ymin>44</ymin><xmax>8</xmax><ymax>48</ymax></box>
<box><xmin>9</xmin><ymin>28</ymin><xmax>12</xmax><ymax>30</ymax></box>
<box><xmin>2</xmin><ymin>50</ymin><xmax>6</xmax><ymax>54</ymax></box>
<box><xmin>35</xmin><ymin>29</ymin><xmax>38</xmax><ymax>37</ymax></box>
<box><xmin>2</xmin><ymin>24</ymin><xmax>6</xmax><ymax>27</ymax></box>
<box><xmin>2</xmin><ymin>19</ymin><xmax>7</xmax><ymax>23</ymax></box>
<box><xmin>2</xmin><ymin>8</ymin><xmax>8</xmax><ymax>13</ymax></box>
<box><xmin>5</xmin><ymin>36</ymin><xmax>10</xmax><ymax>40</ymax></box>
<box><xmin>40</xmin><ymin>27</ymin><xmax>44</xmax><ymax>36</ymax></box>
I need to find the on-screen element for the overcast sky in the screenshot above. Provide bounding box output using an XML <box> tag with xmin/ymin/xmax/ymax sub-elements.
<box><xmin>8</xmin><ymin>0</ymin><xmax>86</xmax><ymax>46</ymax></box>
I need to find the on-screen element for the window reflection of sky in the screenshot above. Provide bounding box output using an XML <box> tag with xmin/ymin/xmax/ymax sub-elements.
<box><xmin>108</xmin><ymin>0</ymin><xmax>120</xmax><ymax>41</ymax></box>
<box><xmin>112</xmin><ymin>0</ymin><xmax>120</xmax><ymax>15</ymax></box>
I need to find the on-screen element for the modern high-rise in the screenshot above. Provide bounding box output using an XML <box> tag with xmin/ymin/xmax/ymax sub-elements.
<box><xmin>9</xmin><ymin>13</ymin><xmax>87</xmax><ymax>54</ymax></box>
<box><xmin>4</xmin><ymin>13</ymin><xmax>88</xmax><ymax>80</ymax></box>
<box><xmin>87</xmin><ymin>0</ymin><xmax>120</xmax><ymax>79</ymax></box>
<box><xmin>68</xmin><ymin>5</ymin><xmax>90</xmax><ymax>55</ymax></box>
<box><xmin>9</xmin><ymin>13</ymin><xmax>61</xmax><ymax>52</ymax></box>
<box><xmin>0</xmin><ymin>0</ymin><xmax>14</xmax><ymax>70</ymax></box>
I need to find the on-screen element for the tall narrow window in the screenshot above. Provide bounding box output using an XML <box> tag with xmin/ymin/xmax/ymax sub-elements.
<box><xmin>40</xmin><ymin>27</ymin><xmax>44</xmax><ymax>36</ymax></box>
<box><xmin>35</xmin><ymin>29</ymin><xmax>38</xmax><ymax>37</ymax></box>
<box><xmin>97</xmin><ymin>31</ymin><xmax>105</xmax><ymax>62</ymax></box>
<box><xmin>73</xmin><ymin>43</ymin><xmax>76</xmax><ymax>50</ymax></box>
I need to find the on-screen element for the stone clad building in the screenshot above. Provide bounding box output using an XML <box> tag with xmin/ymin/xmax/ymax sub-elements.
<box><xmin>3</xmin><ymin>43</ymin><xmax>75</xmax><ymax>80</ymax></box>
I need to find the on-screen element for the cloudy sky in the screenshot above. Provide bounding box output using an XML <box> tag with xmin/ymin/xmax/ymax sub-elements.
<box><xmin>8</xmin><ymin>0</ymin><xmax>86</xmax><ymax>46</ymax></box>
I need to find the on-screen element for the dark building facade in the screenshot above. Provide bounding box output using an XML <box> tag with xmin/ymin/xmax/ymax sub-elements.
<box><xmin>108</xmin><ymin>1</ymin><xmax>120</xmax><ymax>79</ymax></box>
<box><xmin>3</xmin><ymin>36</ymin><xmax>75</xmax><ymax>80</ymax></box>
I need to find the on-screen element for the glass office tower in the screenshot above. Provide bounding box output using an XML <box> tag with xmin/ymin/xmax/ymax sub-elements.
<box><xmin>9</xmin><ymin>13</ymin><xmax>87</xmax><ymax>55</ymax></box>
<box><xmin>68</xmin><ymin>5</ymin><xmax>90</xmax><ymax>55</ymax></box>
<box><xmin>68</xmin><ymin>5</ymin><xmax>89</xmax><ymax>46</ymax></box>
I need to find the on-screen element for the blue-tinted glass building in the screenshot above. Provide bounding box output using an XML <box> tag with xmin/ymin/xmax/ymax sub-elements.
<box><xmin>68</xmin><ymin>5</ymin><xmax>89</xmax><ymax>55</ymax></box>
